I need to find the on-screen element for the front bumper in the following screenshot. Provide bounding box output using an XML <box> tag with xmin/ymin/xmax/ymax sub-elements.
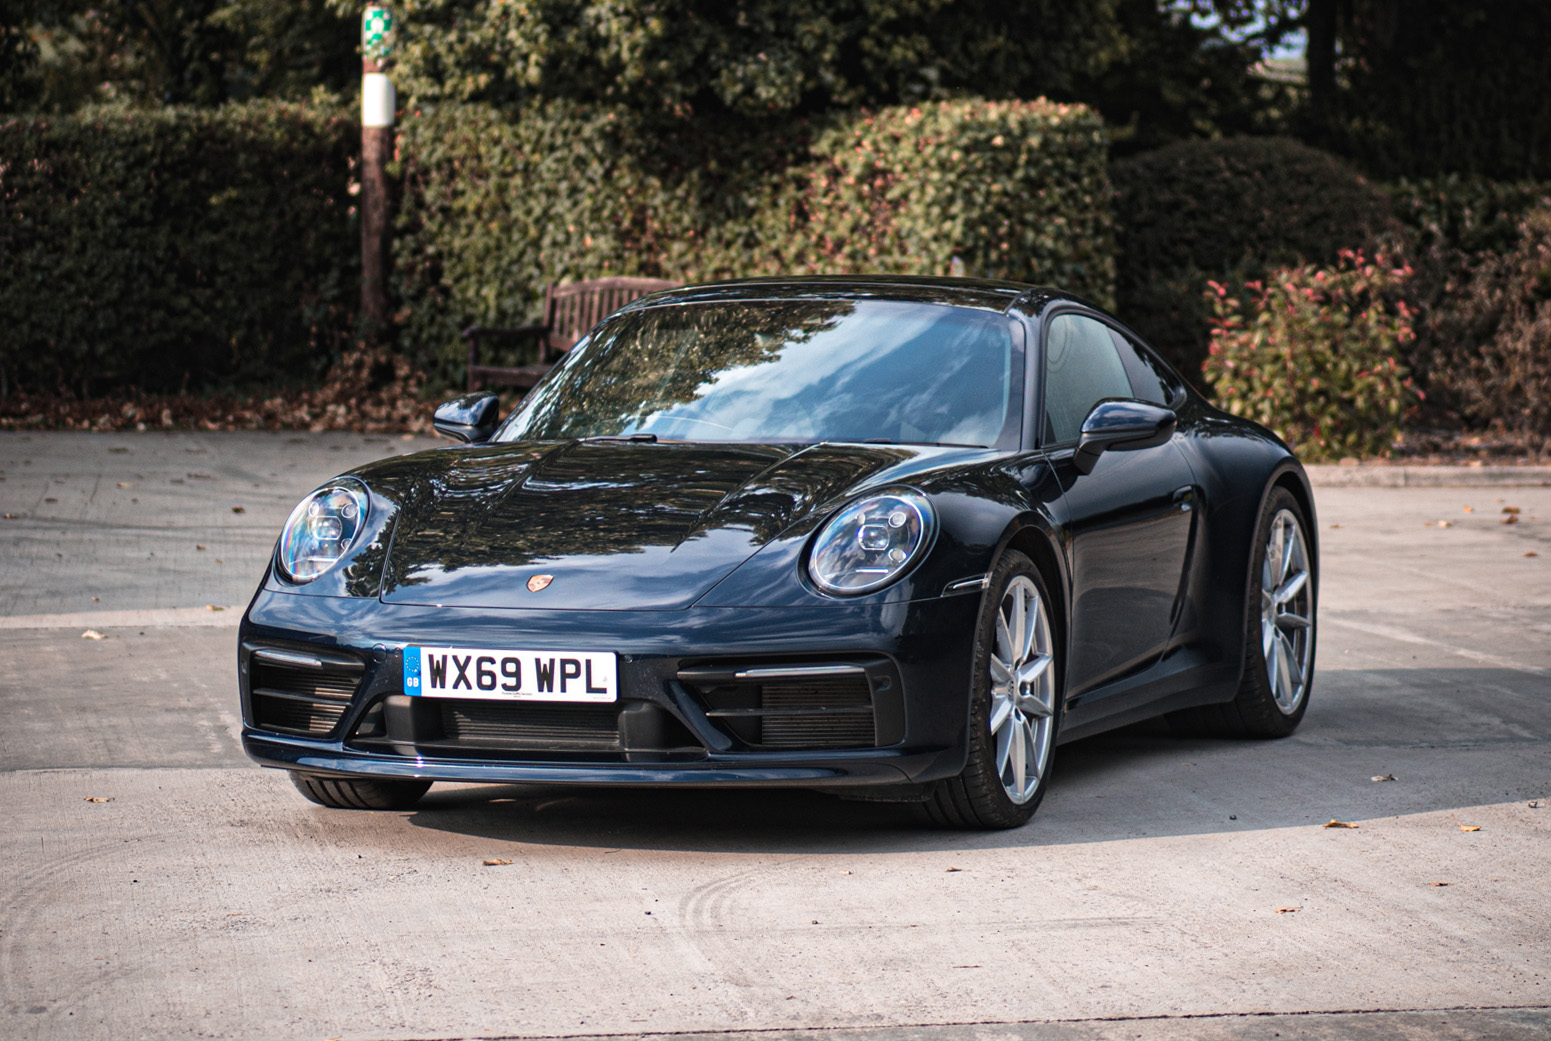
<box><xmin>239</xmin><ymin>588</ymin><xmax>982</xmax><ymax>788</ymax></box>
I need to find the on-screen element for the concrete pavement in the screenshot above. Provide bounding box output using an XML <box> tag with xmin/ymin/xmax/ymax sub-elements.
<box><xmin>1</xmin><ymin>432</ymin><xmax>1547</xmax><ymax>1041</ymax></box>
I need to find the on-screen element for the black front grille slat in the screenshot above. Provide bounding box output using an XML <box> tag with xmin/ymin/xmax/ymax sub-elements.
<box><xmin>248</xmin><ymin>650</ymin><xmax>364</xmax><ymax>737</ymax></box>
<box><xmin>251</xmin><ymin>693</ymin><xmax>348</xmax><ymax>735</ymax></box>
<box><xmin>438</xmin><ymin>701</ymin><xmax>621</xmax><ymax>751</ymax></box>
<box><xmin>251</xmin><ymin>661</ymin><xmax>358</xmax><ymax>701</ymax></box>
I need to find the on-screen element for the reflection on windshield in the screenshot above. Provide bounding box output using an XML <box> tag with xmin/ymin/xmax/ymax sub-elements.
<box><xmin>495</xmin><ymin>299</ymin><xmax>1021</xmax><ymax>448</ymax></box>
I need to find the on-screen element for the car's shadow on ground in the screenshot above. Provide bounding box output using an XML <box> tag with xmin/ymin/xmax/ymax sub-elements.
<box><xmin>403</xmin><ymin>666</ymin><xmax>1550</xmax><ymax>854</ymax></box>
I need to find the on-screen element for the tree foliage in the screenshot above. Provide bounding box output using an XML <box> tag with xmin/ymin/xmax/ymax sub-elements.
<box><xmin>353</xmin><ymin>0</ymin><xmax>1121</xmax><ymax>119</ymax></box>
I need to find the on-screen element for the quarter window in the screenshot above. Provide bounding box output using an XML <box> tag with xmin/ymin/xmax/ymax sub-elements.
<box><xmin>1108</xmin><ymin>328</ymin><xmax>1176</xmax><ymax>406</ymax></box>
<box><xmin>1042</xmin><ymin>314</ymin><xmax>1134</xmax><ymax>443</ymax></box>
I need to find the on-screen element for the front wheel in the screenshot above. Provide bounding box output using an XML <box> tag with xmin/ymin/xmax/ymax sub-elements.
<box><xmin>1172</xmin><ymin>485</ymin><xmax>1316</xmax><ymax>738</ymax></box>
<box><xmin>289</xmin><ymin>772</ymin><xmax>432</xmax><ymax>810</ymax></box>
<box><xmin>922</xmin><ymin>551</ymin><xmax>1061</xmax><ymax>829</ymax></box>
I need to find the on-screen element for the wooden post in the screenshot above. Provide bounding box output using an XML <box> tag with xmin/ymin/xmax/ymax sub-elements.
<box><xmin>360</xmin><ymin>6</ymin><xmax>396</xmax><ymax>335</ymax></box>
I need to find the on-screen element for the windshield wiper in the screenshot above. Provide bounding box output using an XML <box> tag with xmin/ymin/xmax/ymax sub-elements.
<box><xmin>584</xmin><ymin>433</ymin><xmax>658</xmax><ymax>443</ymax></box>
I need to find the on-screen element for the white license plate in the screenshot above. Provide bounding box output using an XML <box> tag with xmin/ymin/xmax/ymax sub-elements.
<box><xmin>403</xmin><ymin>645</ymin><xmax>617</xmax><ymax>703</ymax></box>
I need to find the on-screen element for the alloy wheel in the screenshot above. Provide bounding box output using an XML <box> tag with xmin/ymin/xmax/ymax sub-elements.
<box><xmin>988</xmin><ymin>574</ymin><xmax>1056</xmax><ymax>804</ymax></box>
<box><xmin>1261</xmin><ymin>508</ymin><xmax>1314</xmax><ymax>714</ymax></box>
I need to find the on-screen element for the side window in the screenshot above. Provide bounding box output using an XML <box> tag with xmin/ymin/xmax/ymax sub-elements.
<box><xmin>1042</xmin><ymin>314</ymin><xmax>1134</xmax><ymax>443</ymax></box>
<box><xmin>1107</xmin><ymin>328</ymin><xmax>1176</xmax><ymax>406</ymax></box>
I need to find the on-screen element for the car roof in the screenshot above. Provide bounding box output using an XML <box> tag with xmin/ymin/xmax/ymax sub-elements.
<box><xmin>622</xmin><ymin>274</ymin><xmax>1093</xmax><ymax>317</ymax></box>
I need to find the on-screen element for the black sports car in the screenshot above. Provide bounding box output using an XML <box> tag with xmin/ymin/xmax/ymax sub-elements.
<box><xmin>239</xmin><ymin>276</ymin><xmax>1317</xmax><ymax>828</ymax></box>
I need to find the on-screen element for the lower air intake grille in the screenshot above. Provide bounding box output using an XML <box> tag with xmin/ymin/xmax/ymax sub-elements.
<box><xmin>439</xmin><ymin>701</ymin><xmax>620</xmax><ymax>751</ymax></box>
<box><xmin>759</xmin><ymin>680</ymin><xmax>876</xmax><ymax>748</ymax></box>
<box><xmin>251</xmin><ymin>694</ymin><xmax>348</xmax><ymax>735</ymax></box>
<box><xmin>681</xmin><ymin>668</ymin><xmax>878</xmax><ymax>750</ymax></box>
<box><xmin>248</xmin><ymin>649</ymin><xmax>363</xmax><ymax>737</ymax></box>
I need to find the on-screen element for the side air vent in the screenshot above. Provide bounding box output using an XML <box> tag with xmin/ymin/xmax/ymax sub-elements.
<box><xmin>678</xmin><ymin>661</ymin><xmax>899</xmax><ymax>750</ymax></box>
<box><xmin>247</xmin><ymin>645</ymin><xmax>364</xmax><ymax>737</ymax></box>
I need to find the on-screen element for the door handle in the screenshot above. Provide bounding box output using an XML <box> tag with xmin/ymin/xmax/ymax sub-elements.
<box><xmin>1172</xmin><ymin>486</ymin><xmax>1195</xmax><ymax>512</ymax></box>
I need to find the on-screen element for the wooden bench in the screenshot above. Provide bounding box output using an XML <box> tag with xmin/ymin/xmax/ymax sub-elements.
<box><xmin>463</xmin><ymin>277</ymin><xmax>680</xmax><ymax>391</ymax></box>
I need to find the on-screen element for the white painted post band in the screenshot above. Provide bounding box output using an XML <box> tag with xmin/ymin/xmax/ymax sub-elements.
<box><xmin>362</xmin><ymin>73</ymin><xmax>396</xmax><ymax>127</ymax></box>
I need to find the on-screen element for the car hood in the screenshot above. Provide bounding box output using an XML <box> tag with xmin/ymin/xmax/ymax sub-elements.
<box><xmin>372</xmin><ymin>439</ymin><xmax>931</xmax><ymax>610</ymax></box>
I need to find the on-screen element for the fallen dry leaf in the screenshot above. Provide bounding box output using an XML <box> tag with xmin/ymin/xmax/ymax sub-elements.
<box><xmin>116</xmin><ymin>481</ymin><xmax>132</xmax><ymax>488</ymax></box>
<box><xmin>1323</xmin><ymin>819</ymin><xmax>1359</xmax><ymax>829</ymax></box>
<box><xmin>81</xmin><ymin>629</ymin><xmax>107</xmax><ymax>640</ymax></box>
<box><xmin>1371</xmin><ymin>774</ymin><xmax>1396</xmax><ymax>782</ymax></box>
<box><xmin>1329</xmin><ymin>523</ymin><xmax>1343</xmax><ymax>529</ymax></box>
<box><xmin>204</xmin><ymin>605</ymin><xmax>224</xmax><ymax>612</ymax></box>
<box><xmin>230</xmin><ymin>505</ymin><xmax>246</xmax><ymax>514</ymax></box>
<box><xmin>196</xmin><ymin>544</ymin><xmax>206</xmax><ymax>551</ymax></box>
<box><xmin>1430</xmin><ymin>881</ymin><xmax>1450</xmax><ymax>887</ymax></box>
<box><xmin>1274</xmin><ymin>906</ymin><xmax>1301</xmax><ymax>914</ymax></box>
<box><xmin>1459</xmin><ymin>824</ymin><xmax>1481</xmax><ymax>832</ymax></box>
<box><xmin>1462</xmin><ymin>505</ymin><xmax>1474</xmax><ymax>513</ymax></box>
<box><xmin>1527</xmin><ymin>551</ymin><xmax>1541</xmax><ymax>558</ymax></box>
<box><xmin>482</xmin><ymin>858</ymin><xmax>513</xmax><ymax>867</ymax></box>
<box><xmin>945</xmin><ymin>867</ymin><xmax>964</xmax><ymax>873</ymax></box>
<box><xmin>1503</xmin><ymin>505</ymin><xmax>1522</xmax><ymax>514</ymax></box>
<box><xmin>3</xmin><ymin>513</ymin><xmax>18</xmax><ymax>519</ymax></box>
<box><xmin>83</xmin><ymin>796</ymin><xmax>111</xmax><ymax>803</ymax></box>
<box><xmin>1502</xmin><ymin>515</ymin><xmax>1519</xmax><ymax>525</ymax></box>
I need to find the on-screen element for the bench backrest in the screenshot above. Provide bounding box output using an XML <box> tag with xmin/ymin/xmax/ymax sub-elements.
<box><xmin>546</xmin><ymin>277</ymin><xmax>680</xmax><ymax>355</ymax></box>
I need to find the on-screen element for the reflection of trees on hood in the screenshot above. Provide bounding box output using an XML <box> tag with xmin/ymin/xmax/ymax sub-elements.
<box><xmin>513</xmin><ymin>300</ymin><xmax>855</xmax><ymax>440</ymax></box>
<box><xmin>371</xmin><ymin>439</ymin><xmax>911</xmax><ymax>590</ymax></box>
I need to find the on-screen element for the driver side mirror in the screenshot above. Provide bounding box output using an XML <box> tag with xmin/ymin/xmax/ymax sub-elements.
<box><xmin>433</xmin><ymin>392</ymin><xmax>502</xmax><ymax>444</ymax></box>
<box><xmin>1072</xmin><ymin>400</ymin><xmax>1177</xmax><ymax>474</ymax></box>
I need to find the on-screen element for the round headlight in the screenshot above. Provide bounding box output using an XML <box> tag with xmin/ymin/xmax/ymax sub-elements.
<box><xmin>808</xmin><ymin>489</ymin><xmax>934</xmax><ymax>595</ymax></box>
<box><xmin>277</xmin><ymin>481</ymin><xmax>370</xmax><ymax>582</ymax></box>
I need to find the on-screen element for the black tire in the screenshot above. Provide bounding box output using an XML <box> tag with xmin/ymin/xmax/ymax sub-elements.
<box><xmin>1170</xmin><ymin>485</ymin><xmax>1316</xmax><ymax>738</ymax></box>
<box><xmin>921</xmin><ymin>550</ymin><xmax>1063</xmax><ymax>829</ymax></box>
<box><xmin>289</xmin><ymin>771</ymin><xmax>432</xmax><ymax>810</ymax></box>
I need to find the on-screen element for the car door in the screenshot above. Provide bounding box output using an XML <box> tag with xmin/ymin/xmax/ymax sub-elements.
<box><xmin>1038</xmin><ymin>311</ymin><xmax>1198</xmax><ymax>702</ymax></box>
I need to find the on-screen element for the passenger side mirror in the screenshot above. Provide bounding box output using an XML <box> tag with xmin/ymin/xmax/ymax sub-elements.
<box><xmin>1072</xmin><ymin>400</ymin><xmax>1176</xmax><ymax>474</ymax></box>
<box><xmin>433</xmin><ymin>392</ymin><xmax>502</xmax><ymax>444</ymax></box>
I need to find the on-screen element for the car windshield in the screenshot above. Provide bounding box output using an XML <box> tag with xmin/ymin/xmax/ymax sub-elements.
<box><xmin>495</xmin><ymin>298</ymin><xmax>1022</xmax><ymax>447</ymax></box>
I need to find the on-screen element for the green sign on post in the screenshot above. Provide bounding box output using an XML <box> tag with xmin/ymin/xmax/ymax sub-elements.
<box><xmin>362</xmin><ymin>5</ymin><xmax>395</xmax><ymax>61</ymax></box>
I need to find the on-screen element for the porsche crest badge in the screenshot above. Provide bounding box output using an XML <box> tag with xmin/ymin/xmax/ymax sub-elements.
<box><xmin>526</xmin><ymin>574</ymin><xmax>554</xmax><ymax>593</ymax></box>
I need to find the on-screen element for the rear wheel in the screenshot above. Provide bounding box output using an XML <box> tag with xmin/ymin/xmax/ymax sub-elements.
<box><xmin>1171</xmin><ymin>486</ymin><xmax>1316</xmax><ymax>738</ymax></box>
<box><xmin>289</xmin><ymin>772</ymin><xmax>432</xmax><ymax>810</ymax></box>
<box><xmin>923</xmin><ymin>551</ymin><xmax>1061</xmax><ymax>829</ymax></box>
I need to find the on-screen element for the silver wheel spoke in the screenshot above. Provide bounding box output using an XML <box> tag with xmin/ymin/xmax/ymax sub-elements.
<box><xmin>1276</xmin><ymin>611</ymin><xmax>1311</xmax><ymax>630</ymax></box>
<box><xmin>988</xmin><ymin>693</ymin><xmax>1014</xmax><ymax>735</ymax></box>
<box><xmin>1009</xmin><ymin>719</ymin><xmax>1026</xmax><ymax>795</ymax></box>
<box><xmin>989</xmin><ymin>654</ymin><xmax>1014</xmax><ymax>688</ymax></box>
<box><xmin>1020</xmin><ymin>591</ymin><xmax>1039</xmax><ymax>663</ymax></box>
<box><xmin>1017</xmin><ymin>656</ymin><xmax>1054</xmax><ymax>717</ymax></box>
<box><xmin>1273</xmin><ymin>570</ymin><xmax>1308</xmax><ymax>606</ymax></box>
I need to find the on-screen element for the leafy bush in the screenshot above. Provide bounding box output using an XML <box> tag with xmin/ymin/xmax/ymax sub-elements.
<box><xmin>1202</xmin><ymin>250</ymin><xmax>1417</xmax><ymax>461</ymax></box>
<box><xmin>1111</xmin><ymin>137</ymin><xmax>1402</xmax><ymax>378</ymax></box>
<box><xmin>395</xmin><ymin>97</ymin><xmax>1114</xmax><ymax>381</ymax></box>
<box><xmin>365</xmin><ymin>0</ymin><xmax>1119</xmax><ymax>118</ymax></box>
<box><xmin>1417</xmin><ymin>207</ymin><xmax>1551</xmax><ymax>438</ymax></box>
<box><xmin>1387</xmin><ymin>176</ymin><xmax>1551</xmax><ymax>260</ymax></box>
<box><xmin>0</xmin><ymin>102</ymin><xmax>358</xmax><ymax>395</ymax></box>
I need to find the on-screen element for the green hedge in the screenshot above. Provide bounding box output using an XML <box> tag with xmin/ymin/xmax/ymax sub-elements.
<box><xmin>395</xmin><ymin>97</ymin><xmax>1114</xmax><ymax>380</ymax></box>
<box><xmin>0</xmin><ymin>103</ymin><xmax>358</xmax><ymax>395</ymax></box>
<box><xmin>2</xmin><ymin>97</ymin><xmax>1111</xmax><ymax>395</ymax></box>
<box><xmin>1111</xmin><ymin>137</ymin><xmax>1401</xmax><ymax>378</ymax></box>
